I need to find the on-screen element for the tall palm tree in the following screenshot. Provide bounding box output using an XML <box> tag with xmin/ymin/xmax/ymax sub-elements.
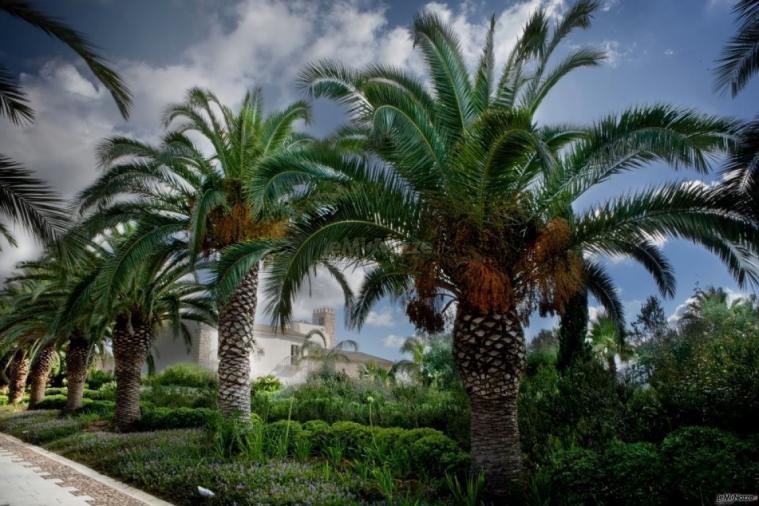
<box><xmin>60</xmin><ymin>229</ymin><xmax>216</xmax><ymax>431</ymax></box>
<box><xmin>75</xmin><ymin>88</ymin><xmax>313</xmax><ymax>419</ymax></box>
<box><xmin>0</xmin><ymin>282</ymin><xmax>60</xmax><ymax>407</ymax></box>
<box><xmin>0</xmin><ymin>0</ymin><xmax>132</xmax><ymax>244</ymax></box>
<box><xmin>252</xmin><ymin>2</ymin><xmax>755</xmax><ymax>499</ymax></box>
<box><xmin>0</xmin><ymin>253</ymin><xmax>110</xmax><ymax>411</ymax></box>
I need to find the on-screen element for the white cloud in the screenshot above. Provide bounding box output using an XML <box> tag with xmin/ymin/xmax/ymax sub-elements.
<box><xmin>382</xmin><ymin>333</ymin><xmax>406</xmax><ymax>349</ymax></box>
<box><xmin>0</xmin><ymin>0</ymin><xmax>567</xmax><ymax>296</ymax></box>
<box><xmin>664</xmin><ymin>48</ymin><xmax>676</xmax><ymax>56</ymax></box>
<box><xmin>365</xmin><ymin>309</ymin><xmax>395</xmax><ymax>327</ymax></box>
<box><xmin>599</xmin><ymin>40</ymin><xmax>633</xmax><ymax>67</ymax></box>
<box><xmin>602</xmin><ymin>0</ymin><xmax>621</xmax><ymax>11</ymax></box>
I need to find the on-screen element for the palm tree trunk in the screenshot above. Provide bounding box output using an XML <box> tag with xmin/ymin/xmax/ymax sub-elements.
<box><xmin>65</xmin><ymin>335</ymin><xmax>90</xmax><ymax>412</ymax></box>
<box><xmin>557</xmin><ymin>289</ymin><xmax>590</xmax><ymax>371</ymax></box>
<box><xmin>112</xmin><ymin>313</ymin><xmax>153</xmax><ymax>431</ymax></box>
<box><xmin>606</xmin><ymin>354</ymin><xmax>617</xmax><ymax>378</ymax></box>
<box><xmin>28</xmin><ymin>342</ymin><xmax>57</xmax><ymax>408</ymax></box>
<box><xmin>217</xmin><ymin>266</ymin><xmax>259</xmax><ymax>420</ymax></box>
<box><xmin>7</xmin><ymin>349</ymin><xmax>29</xmax><ymax>405</ymax></box>
<box><xmin>453</xmin><ymin>306</ymin><xmax>526</xmax><ymax>503</ymax></box>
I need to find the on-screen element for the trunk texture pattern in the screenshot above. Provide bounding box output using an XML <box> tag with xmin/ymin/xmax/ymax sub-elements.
<box><xmin>8</xmin><ymin>350</ymin><xmax>29</xmax><ymax>405</ymax></box>
<box><xmin>29</xmin><ymin>342</ymin><xmax>57</xmax><ymax>408</ymax></box>
<box><xmin>217</xmin><ymin>266</ymin><xmax>259</xmax><ymax>419</ymax></box>
<box><xmin>453</xmin><ymin>306</ymin><xmax>526</xmax><ymax>502</ymax></box>
<box><xmin>65</xmin><ymin>336</ymin><xmax>90</xmax><ymax>412</ymax></box>
<box><xmin>112</xmin><ymin>315</ymin><xmax>153</xmax><ymax>431</ymax></box>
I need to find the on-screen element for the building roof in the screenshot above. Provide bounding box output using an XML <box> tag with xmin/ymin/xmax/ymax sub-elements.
<box><xmin>342</xmin><ymin>351</ymin><xmax>394</xmax><ymax>368</ymax></box>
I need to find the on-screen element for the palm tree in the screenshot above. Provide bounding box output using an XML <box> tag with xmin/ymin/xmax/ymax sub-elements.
<box><xmin>74</xmin><ymin>88</ymin><xmax>311</xmax><ymax>419</ymax></box>
<box><xmin>389</xmin><ymin>335</ymin><xmax>427</xmax><ymax>383</ymax></box>
<box><xmin>360</xmin><ymin>362</ymin><xmax>394</xmax><ymax>386</ymax></box>
<box><xmin>60</xmin><ymin>229</ymin><xmax>216</xmax><ymax>431</ymax></box>
<box><xmin>253</xmin><ymin>2</ymin><xmax>755</xmax><ymax>499</ymax></box>
<box><xmin>0</xmin><ymin>253</ymin><xmax>110</xmax><ymax>411</ymax></box>
<box><xmin>0</xmin><ymin>283</ymin><xmax>60</xmax><ymax>407</ymax></box>
<box><xmin>587</xmin><ymin>313</ymin><xmax>633</xmax><ymax>377</ymax></box>
<box><xmin>294</xmin><ymin>333</ymin><xmax>358</xmax><ymax>373</ymax></box>
<box><xmin>0</xmin><ymin>0</ymin><xmax>131</xmax><ymax>244</ymax></box>
<box><xmin>677</xmin><ymin>287</ymin><xmax>759</xmax><ymax>338</ymax></box>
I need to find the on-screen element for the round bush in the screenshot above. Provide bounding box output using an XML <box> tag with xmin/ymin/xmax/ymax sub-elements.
<box><xmin>409</xmin><ymin>433</ymin><xmax>469</xmax><ymax>476</ymax></box>
<box><xmin>603</xmin><ymin>441</ymin><xmax>664</xmax><ymax>505</ymax></box>
<box><xmin>660</xmin><ymin>426</ymin><xmax>750</xmax><ymax>504</ymax></box>
<box><xmin>547</xmin><ymin>448</ymin><xmax>603</xmax><ymax>506</ymax></box>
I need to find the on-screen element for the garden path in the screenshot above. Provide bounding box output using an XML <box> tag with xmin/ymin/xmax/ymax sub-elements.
<box><xmin>0</xmin><ymin>432</ymin><xmax>172</xmax><ymax>506</ymax></box>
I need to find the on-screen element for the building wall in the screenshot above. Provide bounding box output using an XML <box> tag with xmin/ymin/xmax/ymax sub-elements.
<box><xmin>149</xmin><ymin>310</ymin><xmax>336</xmax><ymax>384</ymax></box>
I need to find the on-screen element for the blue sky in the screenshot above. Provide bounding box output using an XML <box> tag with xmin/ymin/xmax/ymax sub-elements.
<box><xmin>1</xmin><ymin>0</ymin><xmax>756</xmax><ymax>361</ymax></box>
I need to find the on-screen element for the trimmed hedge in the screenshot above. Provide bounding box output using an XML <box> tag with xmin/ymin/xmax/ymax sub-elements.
<box><xmin>151</xmin><ymin>408</ymin><xmax>470</xmax><ymax>479</ymax></box>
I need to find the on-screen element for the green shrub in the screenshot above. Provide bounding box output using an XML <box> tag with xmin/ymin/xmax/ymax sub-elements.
<box><xmin>330</xmin><ymin>421</ymin><xmax>374</xmax><ymax>458</ymax></box>
<box><xmin>603</xmin><ymin>441</ymin><xmax>664</xmax><ymax>506</ymax></box>
<box><xmin>263</xmin><ymin>420</ymin><xmax>302</xmax><ymax>456</ymax></box>
<box><xmin>142</xmin><ymin>385</ymin><xmax>216</xmax><ymax>409</ymax></box>
<box><xmin>150</xmin><ymin>363</ymin><xmax>217</xmax><ymax>388</ymax></box>
<box><xmin>137</xmin><ymin>407</ymin><xmax>217</xmax><ymax>431</ymax></box>
<box><xmin>252</xmin><ymin>375</ymin><xmax>282</xmax><ymax>393</ymax></box>
<box><xmin>409</xmin><ymin>433</ymin><xmax>469</xmax><ymax>476</ymax></box>
<box><xmin>545</xmin><ymin>447</ymin><xmax>603</xmax><ymax>506</ymax></box>
<box><xmin>85</xmin><ymin>383</ymin><xmax>116</xmax><ymax>401</ymax></box>
<box><xmin>45</xmin><ymin>387</ymin><xmax>67</xmax><ymax>396</ymax></box>
<box><xmin>86</xmin><ymin>369</ymin><xmax>115</xmax><ymax>390</ymax></box>
<box><xmin>302</xmin><ymin>419</ymin><xmax>332</xmax><ymax>453</ymax></box>
<box><xmin>660</xmin><ymin>426</ymin><xmax>752</xmax><ymax>504</ymax></box>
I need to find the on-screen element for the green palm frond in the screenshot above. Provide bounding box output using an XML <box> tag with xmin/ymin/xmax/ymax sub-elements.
<box><xmin>714</xmin><ymin>0</ymin><xmax>759</xmax><ymax>96</ymax></box>
<box><xmin>0</xmin><ymin>155</ymin><xmax>68</xmax><ymax>242</ymax></box>
<box><xmin>0</xmin><ymin>65</ymin><xmax>34</xmax><ymax>125</ymax></box>
<box><xmin>412</xmin><ymin>11</ymin><xmax>473</xmax><ymax>134</ymax></box>
<box><xmin>1</xmin><ymin>0</ymin><xmax>132</xmax><ymax>119</ymax></box>
<box><xmin>213</xmin><ymin>239</ymin><xmax>276</xmax><ymax>303</ymax></box>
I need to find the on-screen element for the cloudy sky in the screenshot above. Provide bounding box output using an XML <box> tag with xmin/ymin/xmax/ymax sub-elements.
<box><xmin>1</xmin><ymin>0</ymin><xmax>757</xmax><ymax>361</ymax></box>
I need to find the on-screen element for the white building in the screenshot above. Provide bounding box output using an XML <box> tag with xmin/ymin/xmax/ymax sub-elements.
<box><xmin>150</xmin><ymin>307</ymin><xmax>392</xmax><ymax>384</ymax></box>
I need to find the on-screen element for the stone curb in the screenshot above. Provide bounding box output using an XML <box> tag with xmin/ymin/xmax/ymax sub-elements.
<box><xmin>0</xmin><ymin>432</ymin><xmax>174</xmax><ymax>506</ymax></box>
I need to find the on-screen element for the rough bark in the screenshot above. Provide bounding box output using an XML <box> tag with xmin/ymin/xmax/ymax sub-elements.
<box><xmin>558</xmin><ymin>289</ymin><xmax>590</xmax><ymax>371</ymax></box>
<box><xmin>65</xmin><ymin>335</ymin><xmax>90</xmax><ymax>412</ymax></box>
<box><xmin>453</xmin><ymin>306</ymin><xmax>526</xmax><ymax>503</ymax></box>
<box><xmin>606</xmin><ymin>354</ymin><xmax>617</xmax><ymax>378</ymax></box>
<box><xmin>217</xmin><ymin>266</ymin><xmax>259</xmax><ymax>420</ymax></box>
<box><xmin>7</xmin><ymin>349</ymin><xmax>30</xmax><ymax>405</ymax></box>
<box><xmin>112</xmin><ymin>312</ymin><xmax>153</xmax><ymax>431</ymax></box>
<box><xmin>28</xmin><ymin>342</ymin><xmax>57</xmax><ymax>408</ymax></box>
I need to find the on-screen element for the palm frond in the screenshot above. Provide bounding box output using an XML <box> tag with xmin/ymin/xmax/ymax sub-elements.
<box><xmin>0</xmin><ymin>154</ymin><xmax>68</xmax><ymax>242</ymax></box>
<box><xmin>1</xmin><ymin>0</ymin><xmax>132</xmax><ymax>119</ymax></box>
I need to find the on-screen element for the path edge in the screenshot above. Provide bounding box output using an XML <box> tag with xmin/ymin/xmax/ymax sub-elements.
<box><xmin>0</xmin><ymin>431</ymin><xmax>174</xmax><ymax>506</ymax></box>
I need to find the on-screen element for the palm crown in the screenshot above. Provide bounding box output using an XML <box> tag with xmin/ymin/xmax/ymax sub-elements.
<box><xmin>258</xmin><ymin>3</ymin><xmax>752</xmax><ymax>333</ymax></box>
<box><xmin>253</xmin><ymin>2</ymin><xmax>757</xmax><ymax>495</ymax></box>
<box><xmin>75</xmin><ymin>87</ymin><xmax>313</xmax><ymax>418</ymax></box>
<box><xmin>76</xmin><ymin>87</ymin><xmax>311</xmax><ymax>297</ymax></box>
